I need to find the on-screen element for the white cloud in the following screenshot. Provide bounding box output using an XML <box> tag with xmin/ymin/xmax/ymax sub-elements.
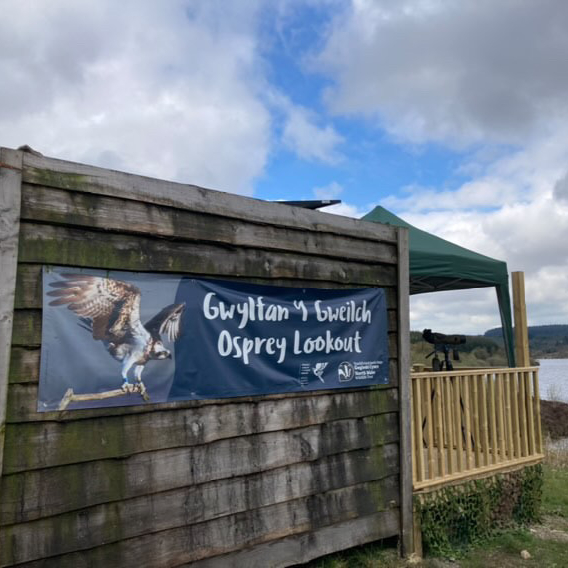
<box><xmin>314</xmin><ymin>0</ymin><xmax>568</xmax><ymax>147</ymax></box>
<box><xmin>410</xmin><ymin>288</ymin><xmax>500</xmax><ymax>336</ymax></box>
<box><xmin>394</xmin><ymin>189</ymin><xmax>568</xmax><ymax>333</ymax></box>
<box><xmin>282</xmin><ymin>106</ymin><xmax>344</xmax><ymax>164</ymax></box>
<box><xmin>322</xmin><ymin>202</ymin><xmax>369</xmax><ymax>218</ymax></box>
<box><xmin>311</xmin><ymin>181</ymin><xmax>372</xmax><ymax>218</ymax></box>
<box><xmin>313</xmin><ymin>181</ymin><xmax>343</xmax><ymax>200</ymax></box>
<box><xmin>0</xmin><ymin>0</ymin><xmax>270</xmax><ymax>194</ymax></box>
<box><xmin>309</xmin><ymin>0</ymin><xmax>568</xmax><ymax>332</ymax></box>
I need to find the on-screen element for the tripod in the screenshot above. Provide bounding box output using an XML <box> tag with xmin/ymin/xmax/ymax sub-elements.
<box><xmin>426</xmin><ymin>343</ymin><xmax>454</xmax><ymax>371</ymax></box>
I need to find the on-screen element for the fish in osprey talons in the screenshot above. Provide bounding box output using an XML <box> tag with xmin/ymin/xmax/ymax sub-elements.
<box><xmin>47</xmin><ymin>274</ymin><xmax>185</xmax><ymax>394</ymax></box>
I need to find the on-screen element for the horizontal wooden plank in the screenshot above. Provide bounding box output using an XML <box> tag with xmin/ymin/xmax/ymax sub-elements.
<box><xmin>0</xmin><ymin>413</ymin><xmax>399</xmax><ymax>524</ymax></box>
<box><xmin>5</xmin><ymin>479</ymin><xmax>399</xmax><ymax>568</ymax></box>
<box><xmin>8</xmin><ymin>347</ymin><xmax>39</xmax><ymax>384</ymax></box>
<box><xmin>21</xmin><ymin>152</ymin><xmax>398</xmax><ymax>244</ymax></box>
<box><xmin>5</xmin><ymin>366</ymin><xmax>399</xmax><ymax>422</ymax></box>
<box><xmin>3</xmin><ymin>390</ymin><xmax>399</xmax><ymax>473</ymax></box>
<box><xmin>18</xmin><ymin>222</ymin><xmax>397</xmax><ymax>286</ymax></box>
<box><xmin>0</xmin><ymin>448</ymin><xmax>398</xmax><ymax>565</ymax></box>
<box><xmin>14</xmin><ymin>264</ymin><xmax>42</xmax><ymax>309</ymax></box>
<box><xmin>11</xmin><ymin>310</ymin><xmax>41</xmax><ymax>346</ymax></box>
<box><xmin>189</xmin><ymin>510</ymin><xmax>400</xmax><ymax>568</ymax></box>
<box><xmin>20</xmin><ymin>185</ymin><xmax>398</xmax><ymax>266</ymax></box>
<box><xmin>14</xmin><ymin>263</ymin><xmax>400</xmax><ymax>310</ymax></box>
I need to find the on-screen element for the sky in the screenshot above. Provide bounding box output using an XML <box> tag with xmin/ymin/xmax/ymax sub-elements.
<box><xmin>2</xmin><ymin>0</ymin><xmax>568</xmax><ymax>336</ymax></box>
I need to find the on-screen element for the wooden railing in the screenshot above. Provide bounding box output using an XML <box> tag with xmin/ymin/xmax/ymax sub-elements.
<box><xmin>411</xmin><ymin>367</ymin><xmax>543</xmax><ymax>491</ymax></box>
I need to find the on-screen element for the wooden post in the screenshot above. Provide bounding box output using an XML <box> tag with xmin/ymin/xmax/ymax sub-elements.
<box><xmin>0</xmin><ymin>148</ymin><xmax>23</xmax><ymax>484</ymax></box>
<box><xmin>397</xmin><ymin>228</ymin><xmax>414</xmax><ymax>556</ymax></box>
<box><xmin>512</xmin><ymin>272</ymin><xmax>530</xmax><ymax>367</ymax></box>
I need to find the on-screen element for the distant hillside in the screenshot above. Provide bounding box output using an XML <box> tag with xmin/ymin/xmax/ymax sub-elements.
<box><xmin>485</xmin><ymin>325</ymin><xmax>568</xmax><ymax>359</ymax></box>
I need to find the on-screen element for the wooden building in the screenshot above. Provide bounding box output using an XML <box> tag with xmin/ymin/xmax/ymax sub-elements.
<box><xmin>0</xmin><ymin>148</ymin><xmax>412</xmax><ymax>567</ymax></box>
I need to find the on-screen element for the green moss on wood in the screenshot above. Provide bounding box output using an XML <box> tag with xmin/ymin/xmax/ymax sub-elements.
<box><xmin>3</xmin><ymin>415</ymin><xmax>136</xmax><ymax>475</ymax></box>
<box><xmin>11</xmin><ymin>311</ymin><xmax>41</xmax><ymax>346</ymax></box>
<box><xmin>26</xmin><ymin>168</ymin><xmax>89</xmax><ymax>191</ymax></box>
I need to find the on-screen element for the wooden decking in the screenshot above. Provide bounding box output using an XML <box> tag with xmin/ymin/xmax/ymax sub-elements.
<box><xmin>411</xmin><ymin>367</ymin><xmax>543</xmax><ymax>492</ymax></box>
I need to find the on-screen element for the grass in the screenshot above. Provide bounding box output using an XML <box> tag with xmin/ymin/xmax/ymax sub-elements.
<box><xmin>303</xmin><ymin>541</ymin><xmax>402</xmax><ymax>568</ymax></box>
<box><xmin>457</xmin><ymin>529</ymin><xmax>568</xmax><ymax>568</ymax></box>
<box><xmin>542</xmin><ymin>464</ymin><xmax>568</xmax><ymax>517</ymax></box>
<box><xmin>546</xmin><ymin>382</ymin><xmax>563</xmax><ymax>402</ymax></box>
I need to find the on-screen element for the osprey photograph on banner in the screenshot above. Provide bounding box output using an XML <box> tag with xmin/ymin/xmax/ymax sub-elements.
<box><xmin>39</xmin><ymin>266</ymin><xmax>390</xmax><ymax>411</ymax></box>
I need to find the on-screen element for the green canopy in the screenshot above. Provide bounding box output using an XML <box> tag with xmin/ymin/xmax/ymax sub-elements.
<box><xmin>362</xmin><ymin>206</ymin><xmax>515</xmax><ymax>366</ymax></box>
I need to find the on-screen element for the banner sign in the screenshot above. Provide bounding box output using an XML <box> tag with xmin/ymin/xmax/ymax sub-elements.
<box><xmin>39</xmin><ymin>267</ymin><xmax>389</xmax><ymax>411</ymax></box>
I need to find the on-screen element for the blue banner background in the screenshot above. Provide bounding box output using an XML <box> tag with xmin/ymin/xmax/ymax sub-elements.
<box><xmin>170</xmin><ymin>278</ymin><xmax>389</xmax><ymax>400</ymax></box>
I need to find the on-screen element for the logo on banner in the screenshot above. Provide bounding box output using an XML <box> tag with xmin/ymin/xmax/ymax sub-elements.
<box><xmin>338</xmin><ymin>361</ymin><xmax>355</xmax><ymax>382</ymax></box>
<box><xmin>312</xmin><ymin>362</ymin><xmax>328</xmax><ymax>382</ymax></box>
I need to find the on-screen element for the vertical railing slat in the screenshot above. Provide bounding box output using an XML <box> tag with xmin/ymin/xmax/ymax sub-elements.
<box><xmin>488</xmin><ymin>373</ymin><xmax>498</xmax><ymax>464</ymax></box>
<box><xmin>425</xmin><ymin>376</ymin><xmax>435</xmax><ymax>480</ymax></box>
<box><xmin>519</xmin><ymin>371</ymin><xmax>529</xmax><ymax>457</ymax></box>
<box><xmin>504</xmin><ymin>372</ymin><xmax>514</xmax><ymax>460</ymax></box>
<box><xmin>472</xmin><ymin>374</ymin><xmax>481</xmax><ymax>468</ymax></box>
<box><xmin>411</xmin><ymin>378</ymin><xmax>417</xmax><ymax>485</ymax></box>
<box><xmin>454</xmin><ymin>374</ymin><xmax>463</xmax><ymax>474</ymax></box>
<box><xmin>463</xmin><ymin>375</ymin><xmax>473</xmax><ymax>471</ymax></box>
<box><xmin>525</xmin><ymin>370</ymin><xmax>536</xmax><ymax>456</ymax></box>
<box><xmin>496</xmin><ymin>372</ymin><xmax>506</xmax><ymax>460</ymax></box>
<box><xmin>480</xmin><ymin>373</ymin><xmax>490</xmax><ymax>467</ymax></box>
<box><xmin>533</xmin><ymin>369</ymin><xmax>543</xmax><ymax>454</ymax></box>
<box><xmin>434</xmin><ymin>376</ymin><xmax>445</xmax><ymax>478</ymax></box>
<box><xmin>444</xmin><ymin>376</ymin><xmax>455</xmax><ymax>475</ymax></box>
<box><xmin>413</xmin><ymin>378</ymin><xmax>425</xmax><ymax>482</ymax></box>
<box><xmin>511</xmin><ymin>371</ymin><xmax>521</xmax><ymax>459</ymax></box>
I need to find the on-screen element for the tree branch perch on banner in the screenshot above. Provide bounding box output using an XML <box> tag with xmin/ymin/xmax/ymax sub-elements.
<box><xmin>58</xmin><ymin>382</ymin><xmax>150</xmax><ymax>411</ymax></box>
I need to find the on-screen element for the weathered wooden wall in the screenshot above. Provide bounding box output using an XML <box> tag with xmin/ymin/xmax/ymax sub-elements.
<box><xmin>0</xmin><ymin>148</ymin><xmax>411</xmax><ymax>567</ymax></box>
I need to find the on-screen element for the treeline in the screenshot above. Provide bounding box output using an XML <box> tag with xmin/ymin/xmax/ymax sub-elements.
<box><xmin>485</xmin><ymin>324</ymin><xmax>568</xmax><ymax>339</ymax></box>
<box><xmin>485</xmin><ymin>324</ymin><xmax>568</xmax><ymax>359</ymax></box>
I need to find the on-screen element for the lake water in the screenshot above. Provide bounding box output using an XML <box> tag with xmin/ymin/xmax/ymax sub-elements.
<box><xmin>538</xmin><ymin>359</ymin><xmax>568</xmax><ymax>402</ymax></box>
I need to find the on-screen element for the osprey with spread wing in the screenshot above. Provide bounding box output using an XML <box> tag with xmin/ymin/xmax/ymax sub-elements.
<box><xmin>47</xmin><ymin>274</ymin><xmax>185</xmax><ymax>392</ymax></box>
